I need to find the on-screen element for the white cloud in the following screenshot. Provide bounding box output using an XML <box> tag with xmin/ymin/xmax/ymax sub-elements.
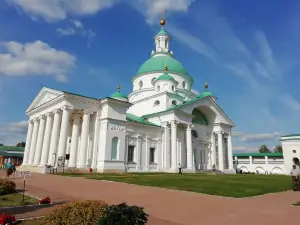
<box><xmin>279</xmin><ymin>94</ymin><xmax>300</xmax><ymax>112</ymax></box>
<box><xmin>233</xmin><ymin>145</ymin><xmax>258</xmax><ymax>152</ymax></box>
<box><xmin>8</xmin><ymin>0</ymin><xmax>194</xmax><ymax>24</ymax></box>
<box><xmin>0</xmin><ymin>121</ymin><xmax>28</xmax><ymax>145</ymax></box>
<box><xmin>56</xmin><ymin>27</ymin><xmax>76</xmax><ymax>36</ymax></box>
<box><xmin>234</xmin><ymin>132</ymin><xmax>282</xmax><ymax>143</ymax></box>
<box><xmin>8</xmin><ymin>0</ymin><xmax>116</xmax><ymax>21</ymax></box>
<box><xmin>0</xmin><ymin>40</ymin><xmax>76</xmax><ymax>82</ymax></box>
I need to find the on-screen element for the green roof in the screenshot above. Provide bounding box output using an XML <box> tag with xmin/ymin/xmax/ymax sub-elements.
<box><xmin>0</xmin><ymin>146</ymin><xmax>25</xmax><ymax>152</ymax></box>
<box><xmin>0</xmin><ymin>146</ymin><xmax>24</xmax><ymax>157</ymax></box>
<box><xmin>281</xmin><ymin>134</ymin><xmax>300</xmax><ymax>137</ymax></box>
<box><xmin>154</xmin><ymin>27</ymin><xmax>170</xmax><ymax>38</ymax></box>
<box><xmin>156</xmin><ymin>71</ymin><xmax>176</xmax><ymax>82</ymax></box>
<box><xmin>126</xmin><ymin>113</ymin><xmax>160</xmax><ymax>127</ymax></box>
<box><xmin>233</xmin><ymin>152</ymin><xmax>283</xmax><ymax>157</ymax></box>
<box><xmin>199</xmin><ymin>90</ymin><xmax>213</xmax><ymax>98</ymax></box>
<box><xmin>135</xmin><ymin>54</ymin><xmax>193</xmax><ymax>83</ymax></box>
<box><xmin>111</xmin><ymin>90</ymin><xmax>128</xmax><ymax>99</ymax></box>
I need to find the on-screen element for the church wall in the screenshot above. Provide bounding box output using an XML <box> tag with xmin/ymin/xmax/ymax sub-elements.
<box><xmin>127</xmin><ymin>94</ymin><xmax>168</xmax><ymax>117</ymax></box>
<box><xmin>101</xmin><ymin>102</ymin><xmax>127</xmax><ymax>121</ymax></box>
<box><xmin>132</xmin><ymin>72</ymin><xmax>192</xmax><ymax>92</ymax></box>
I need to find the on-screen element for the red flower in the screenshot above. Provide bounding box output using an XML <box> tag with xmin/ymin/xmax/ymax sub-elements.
<box><xmin>39</xmin><ymin>196</ymin><xmax>51</xmax><ymax>204</ymax></box>
<box><xmin>0</xmin><ymin>213</ymin><xmax>16</xmax><ymax>225</ymax></box>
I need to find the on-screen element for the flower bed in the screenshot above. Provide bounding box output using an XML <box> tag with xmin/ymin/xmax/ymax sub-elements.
<box><xmin>0</xmin><ymin>213</ymin><xmax>16</xmax><ymax>225</ymax></box>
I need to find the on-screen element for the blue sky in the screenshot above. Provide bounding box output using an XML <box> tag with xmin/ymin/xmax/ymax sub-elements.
<box><xmin>0</xmin><ymin>0</ymin><xmax>299</xmax><ymax>152</ymax></box>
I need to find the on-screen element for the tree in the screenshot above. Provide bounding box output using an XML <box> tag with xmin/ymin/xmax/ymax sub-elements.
<box><xmin>274</xmin><ymin>145</ymin><xmax>283</xmax><ymax>153</ymax></box>
<box><xmin>258</xmin><ymin>144</ymin><xmax>271</xmax><ymax>153</ymax></box>
<box><xmin>16</xmin><ymin>141</ymin><xmax>26</xmax><ymax>147</ymax></box>
<box><xmin>0</xmin><ymin>143</ymin><xmax>3</xmax><ymax>146</ymax></box>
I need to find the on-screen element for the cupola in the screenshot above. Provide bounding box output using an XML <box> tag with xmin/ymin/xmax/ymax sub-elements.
<box><xmin>111</xmin><ymin>86</ymin><xmax>128</xmax><ymax>102</ymax></box>
<box><xmin>154</xmin><ymin>65</ymin><xmax>178</xmax><ymax>93</ymax></box>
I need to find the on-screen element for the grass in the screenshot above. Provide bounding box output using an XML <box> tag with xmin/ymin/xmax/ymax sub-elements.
<box><xmin>0</xmin><ymin>193</ymin><xmax>39</xmax><ymax>207</ymax></box>
<box><xmin>17</xmin><ymin>218</ymin><xmax>45</xmax><ymax>225</ymax></box>
<box><xmin>292</xmin><ymin>201</ymin><xmax>300</xmax><ymax>206</ymax></box>
<box><xmin>59</xmin><ymin>172</ymin><xmax>291</xmax><ymax>198</ymax></box>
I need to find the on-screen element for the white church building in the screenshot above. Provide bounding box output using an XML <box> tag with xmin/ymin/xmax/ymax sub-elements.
<box><xmin>21</xmin><ymin>18</ymin><xmax>236</xmax><ymax>174</ymax></box>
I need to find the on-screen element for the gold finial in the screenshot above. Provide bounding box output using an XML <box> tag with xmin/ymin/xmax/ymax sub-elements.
<box><xmin>160</xmin><ymin>9</ymin><xmax>166</xmax><ymax>26</ymax></box>
<box><xmin>164</xmin><ymin>64</ymin><xmax>168</xmax><ymax>72</ymax></box>
<box><xmin>204</xmin><ymin>81</ymin><xmax>208</xmax><ymax>89</ymax></box>
<box><xmin>117</xmin><ymin>85</ymin><xmax>120</xmax><ymax>92</ymax></box>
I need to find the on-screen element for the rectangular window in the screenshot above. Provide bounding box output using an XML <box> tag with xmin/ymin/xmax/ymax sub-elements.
<box><xmin>128</xmin><ymin>146</ymin><xmax>135</xmax><ymax>163</ymax></box>
<box><xmin>150</xmin><ymin>148</ymin><xmax>155</xmax><ymax>163</ymax></box>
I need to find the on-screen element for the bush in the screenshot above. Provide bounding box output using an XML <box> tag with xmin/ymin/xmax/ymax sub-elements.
<box><xmin>0</xmin><ymin>179</ymin><xmax>16</xmax><ymax>195</ymax></box>
<box><xmin>98</xmin><ymin>202</ymin><xmax>148</xmax><ymax>225</ymax></box>
<box><xmin>44</xmin><ymin>200</ymin><xmax>108</xmax><ymax>225</ymax></box>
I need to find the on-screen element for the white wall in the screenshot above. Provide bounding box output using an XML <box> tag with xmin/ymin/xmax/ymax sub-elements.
<box><xmin>281</xmin><ymin>136</ymin><xmax>300</xmax><ymax>173</ymax></box>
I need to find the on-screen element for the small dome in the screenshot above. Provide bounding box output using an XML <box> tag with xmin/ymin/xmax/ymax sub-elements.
<box><xmin>199</xmin><ymin>90</ymin><xmax>213</xmax><ymax>98</ymax></box>
<box><xmin>154</xmin><ymin>27</ymin><xmax>170</xmax><ymax>39</ymax></box>
<box><xmin>111</xmin><ymin>86</ymin><xmax>128</xmax><ymax>102</ymax></box>
<box><xmin>156</xmin><ymin>65</ymin><xmax>176</xmax><ymax>82</ymax></box>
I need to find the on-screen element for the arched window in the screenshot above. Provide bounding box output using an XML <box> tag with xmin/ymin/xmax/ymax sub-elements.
<box><xmin>172</xmin><ymin>100</ymin><xmax>177</xmax><ymax>105</ymax></box>
<box><xmin>165</xmin><ymin>39</ymin><xmax>168</xmax><ymax>48</ymax></box>
<box><xmin>156</xmin><ymin>85</ymin><xmax>160</xmax><ymax>92</ymax></box>
<box><xmin>172</xmin><ymin>85</ymin><xmax>175</xmax><ymax>91</ymax></box>
<box><xmin>293</xmin><ymin>150</ymin><xmax>297</xmax><ymax>154</ymax></box>
<box><xmin>182</xmin><ymin>81</ymin><xmax>186</xmax><ymax>89</ymax></box>
<box><xmin>151</xmin><ymin>78</ymin><xmax>156</xmax><ymax>85</ymax></box>
<box><xmin>139</xmin><ymin>81</ymin><xmax>143</xmax><ymax>89</ymax></box>
<box><xmin>157</xmin><ymin>40</ymin><xmax>161</xmax><ymax>48</ymax></box>
<box><xmin>154</xmin><ymin>100</ymin><xmax>160</xmax><ymax>106</ymax></box>
<box><xmin>293</xmin><ymin>157</ymin><xmax>300</xmax><ymax>165</ymax></box>
<box><xmin>111</xmin><ymin>137</ymin><xmax>119</xmax><ymax>160</ymax></box>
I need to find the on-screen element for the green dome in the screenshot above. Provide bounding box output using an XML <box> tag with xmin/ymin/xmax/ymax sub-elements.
<box><xmin>156</xmin><ymin>72</ymin><xmax>176</xmax><ymax>82</ymax></box>
<box><xmin>199</xmin><ymin>90</ymin><xmax>213</xmax><ymax>98</ymax></box>
<box><xmin>111</xmin><ymin>87</ymin><xmax>128</xmax><ymax>100</ymax></box>
<box><xmin>137</xmin><ymin>55</ymin><xmax>188</xmax><ymax>76</ymax></box>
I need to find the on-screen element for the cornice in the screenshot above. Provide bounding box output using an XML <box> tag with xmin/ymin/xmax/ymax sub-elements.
<box><xmin>27</xmin><ymin>95</ymin><xmax>65</xmax><ymax>116</ymax></box>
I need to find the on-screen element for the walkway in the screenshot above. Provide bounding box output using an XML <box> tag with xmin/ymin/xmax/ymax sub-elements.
<box><xmin>1</xmin><ymin>171</ymin><xmax>299</xmax><ymax>225</ymax></box>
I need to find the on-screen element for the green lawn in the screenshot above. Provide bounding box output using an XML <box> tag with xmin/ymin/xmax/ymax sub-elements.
<box><xmin>59</xmin><ymin>172</ymin><xmax>291</xmax><ymax>198</ymax></box>
<box><xmin>0</xmin><ymin>193</ymin><xmax>39</xmax><ymax>207</ymax></box>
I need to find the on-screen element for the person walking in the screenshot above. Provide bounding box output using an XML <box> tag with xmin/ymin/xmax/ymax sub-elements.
<box><xmin>178</xmin><ymin>163</ymin><xmax>183</xmax><ymax>175</ymax></box>
<box><xmin>6</xmin><ymin>161</ymin><xmax>14</xmax><ymax>179</ymax></box>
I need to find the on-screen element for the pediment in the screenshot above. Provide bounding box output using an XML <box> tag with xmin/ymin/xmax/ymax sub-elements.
<box><xmin>26</xmin><ymin>87</ymin><xmax>63</xmax><ymax>113</ymax></box>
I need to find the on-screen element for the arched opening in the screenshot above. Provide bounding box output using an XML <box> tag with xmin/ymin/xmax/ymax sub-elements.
<box><xmin>171</xmin><ymin>100</ymin><xmax>177</xmax><ymax>106</ymax></box>
<box><xmin>111</xmin><ymin>137</ymin><xmax>119</xmax><ymax>160</ymax></box>
<box><xmin>255</xmin><ymin>167</ymin><xmax>265</xmax><ymax>174</ymax></box>
<box><xmin>182</xmin><ymin>81</ymin><xmax>186</xmax><ymax>89</ymax></box>
<box><xmin>192</xmin><ymin>109</ymin><xmax>208</xmax><ymax>125</ymax></box>
<box><xmin>139</xmin><ymin>81</ymin><xmax>143</xmax><ymax>89</ymax></box>
<box><xmin>191</xmin><ymin>130</ymin><xmax>198</xmax><ymax>139</ymax></box>
<box><xmin>151</xmin><ymin>78</ymin><xmax>156</xmax><ymax>85</ymax></box>
<box><xmin>293</xmin><ymin>157</ymin><xmax>300</xmax><ymax>166</ymax></box>
<box><xmin>154</xmin><ymin>100</ymin><xmax>160</xmax><ymax>106</ymax></box>
<box><xmin>271</xmin><ymin>167</ymin><xmax>283</xmax><ymax>174</ymax></box>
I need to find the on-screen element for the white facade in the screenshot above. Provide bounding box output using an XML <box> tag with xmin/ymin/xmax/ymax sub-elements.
<box><xmin>21</xmin><ymin>23</ymin><xmax>236</xmax><ymax>173</ymax></box>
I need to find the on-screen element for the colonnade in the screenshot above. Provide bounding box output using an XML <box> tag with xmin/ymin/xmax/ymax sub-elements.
<box><xmin>162</xmin><ymin>121</ymin><xmax>233</xmax><ymax>172</ymax></box>
<box><xmin>23</xmin><ymin>106</ymin><xmax>95</xmax><ymax>168</ymax></box>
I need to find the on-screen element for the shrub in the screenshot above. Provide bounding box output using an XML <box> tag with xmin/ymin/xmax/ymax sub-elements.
<box><xmin>0</xmin><ymin>213</ymin><xmax>16</xmax><ymax>225</ymax></box>
<box><xmin>0</xmin><ymin>179</ymin><xmax>16</xmax><ymax>195</ymax></box>
<box><xmin>44</xmin><ymin>200</ymin><xmax>108</xmax><ymax>225</ymax></box>
<box><xmin>98</xmin><ymin>202</ymin><xmax>148</xmax><ymax>225</ymax></box>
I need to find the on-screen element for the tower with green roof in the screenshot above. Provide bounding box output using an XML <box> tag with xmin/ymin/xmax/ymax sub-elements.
<box><xmin>111</xmin><ymin>85</ymin><xmax>128</xmax><ymax>102</ymax></box>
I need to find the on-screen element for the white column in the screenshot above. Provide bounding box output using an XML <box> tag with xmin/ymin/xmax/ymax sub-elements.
<box><xmin>68</xmin><ymin>113</ymin><xmax>81</xmax><ymax>168</ymax></box>
<box><xmin>157</xmin><ymin>139</ymin><xmax>162</xmax><ymax>170</ymax></box>
<box><xmin>217</xmin><ymin>132</ymin><xmax>224</xmax><ymax>171</ymax></box>
<box><xmin>207</xmin><ymin>144</ymin><xmax>212</xmax><ymax>169</ymax></box>
<box><xmin>171</xmin><ymin>121</ymin><xmax>177</xmax><ymax>170</ymax></box>
<box><xmin>57</xmin><ymin>106</ymin><xmax>72</xmax><ymax>163</ymax></box>
<box><xmin>136</xmin><ymin>136</ymin><xmax>142</xmax><ymax>170</ymax></box>
<box><xmin>40</xmin><ymin>112</ymin><xmax>54</xmax><ymax>166</ymax></box>
<box><xmin>211</xmin><ymin>133</ymin><xmax>216</xmax><ymax>167</ymax></box>
<box><xmin>227</xmin><ymin>133</ymin><xmax>233</xmax><ymax>170</ymax></box>
<box><xmin>164</xmin><ymin>123</ymin><xmax>171</xmax><ymax>169</ymax></box>
<box><xmin>47</xmin><ymin>109</ymin><xmax>62</xmax><ymax>165</ymax></box>
<box><xmin>22</xmin><ymin>120</ymin><xmax>34</xmax><ymax>165</ymax></box>
<box><xmin>186</xmin><ymin>124</ymin><xmax>193</xmax><ymax>169</ymax></box>
<box><xmin>77</xmin><ymin>111</ymin><xmax>91</xmax><ymax>168</ymax></box>
<box><xmin>33</xmin><ymin>115</ymin><xmax>46</xmax><ymax>166</ymax></box>
<box><xmin>28</xmin><ymin>118</ymin><xmax>40</xmax><ymax>165</ymax></box>
<box><xmin>91</xmin><ymin>111</ymin><xmax>100</xmax><ymax>169</ymax></box>
<box><xmin>145</xmin><ymin>137</ymin><xmax>150</xmax><ymax>170</ymax></box>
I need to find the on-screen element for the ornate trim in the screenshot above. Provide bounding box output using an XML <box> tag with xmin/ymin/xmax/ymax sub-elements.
<box><xmin>107</xmin><ymin>123</ymin><xmax>126</xmax><ymax>132</ymax></box>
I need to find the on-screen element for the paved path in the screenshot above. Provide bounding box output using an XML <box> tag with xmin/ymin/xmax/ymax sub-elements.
<box><xmin>1</xmin><ymin>172</ymin><xmax>299</xmax><ymax>225</ymax></box>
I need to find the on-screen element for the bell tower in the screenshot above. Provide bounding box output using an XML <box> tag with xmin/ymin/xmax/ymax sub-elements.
<box><xmin>153</xmin><ymin>10</ymin><xmax>171</xmax><ymax>54</ymax></box>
